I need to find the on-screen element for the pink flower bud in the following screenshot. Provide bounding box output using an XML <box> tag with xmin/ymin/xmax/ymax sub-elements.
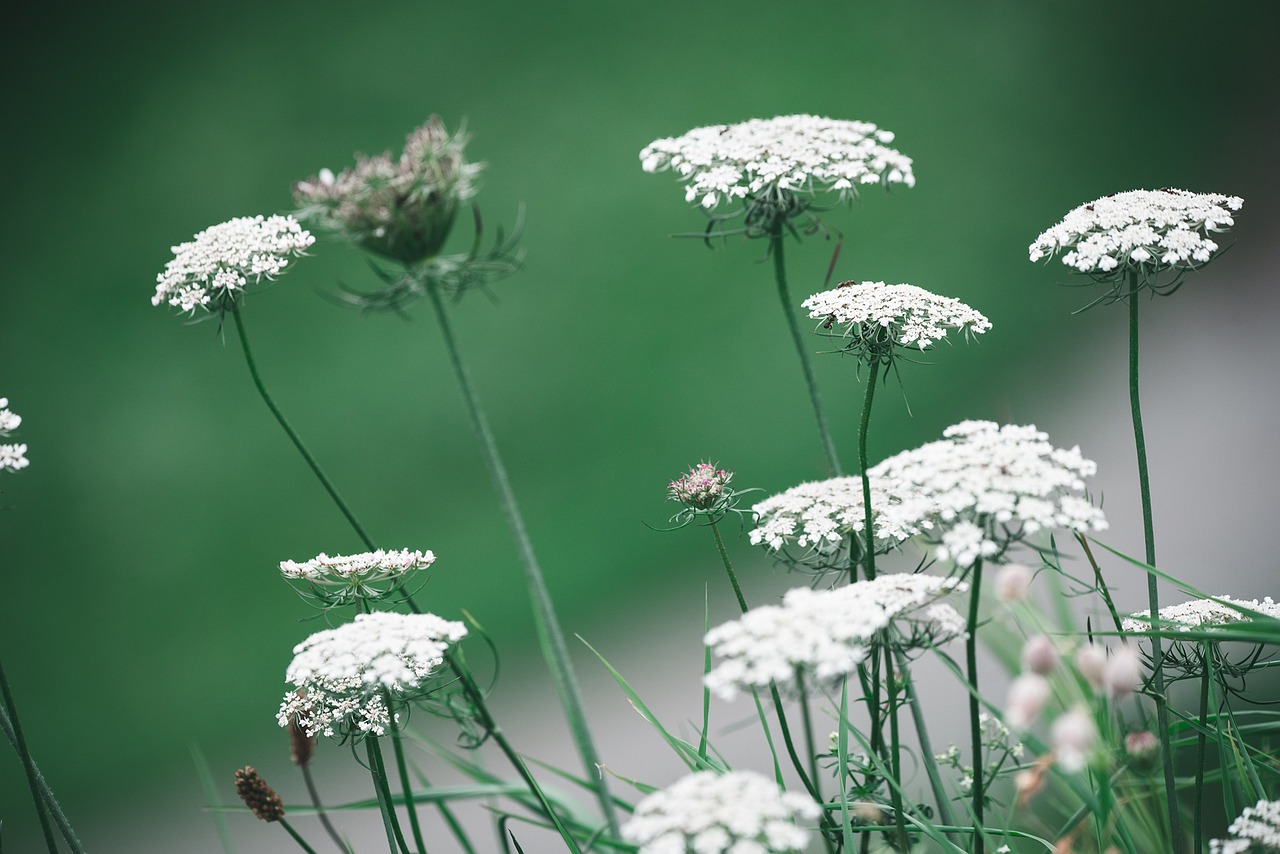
<box><xmin>1105</xmin><ymin>643</ymin><xmax>1144</xmax><ymax>699</ymax></box>
<box><xmin>1051</xmin><ymin>707</ymin><xmax>1096</xmax><ymax>773</ymax></box>
<box><xmin>1020</xmin><ymin>635</ymin><xmax>1059</xmax><ymax>676</ymax></box>
<box><xmin>1075</xmin><ymin>642</ymin><xmax>1107</xmax><ymax>690</ymax></box>
<box><xmin>1124</xmin><ymin>730</ymin><xmax>1159</xmax><ymax>771</ymax></box>
<box><xmin>1005</xmin><ymin>673</ymin><xmax>1051</xmax><ymax>729</ymax></box>
<box><xmin>995</xmin><ymin>563</ymin><xmax>1034</xmax><ymax>603</ymax></box>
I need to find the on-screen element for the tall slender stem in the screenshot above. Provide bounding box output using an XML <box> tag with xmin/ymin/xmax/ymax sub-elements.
<box><xmin>365</xmin><ymin>736</ymin><xmax>412</xmax><ymax>854</ymax></box>
<box><xmin>0</xmin><ymin>659</ymin><xmax>59</xmax><ymax>853</ymax></box>
<box><xmin>1193</xmin><ymin>645</ymin><xmax>1211</xmax><ymax>854</ymax></box>
<box><xmin>1126</xmin><ymin>276</ymin><xmax>1181</xmax><ymax>851</ymax></box>
<box><xmin>965</xmin><ymin>557</ymin><xmax>986</xmax><ymax>854</ymax></box>
<box><xmin>858</xmin><ymin>359</ymin><xmax>880</xmax><ymax>582</ymax></box>
<box><xmin>769</xmin><ymin>222</ymin><xmax>842</xmax><ymax>477</ymax></box>
<box><xmin>423</xmin><ymin>279</ymin><xmax>617</xmax><ymax>836</ymax></box>
<box><xmin>300</xmin><ymin>763</ymin><xmax>351</xmax><ymax>853</ymax></box>
<box><xmin>893</xmin><ymin>648</ymin><xmax>955</xmax><ymax>833</ymax></box>
<box><xmin>280</xmin><ymin>818</ymin><xmax>323</xmax><ymax>854</ymax></box>
<box><xmin>231</xmin><ymin>306</ymin><xmax>376</xmax><ymax>551</ymax></box>
<box><xmin>387</xmin><ymin>695</ymin><xmax>428</xmax><ymax>854</ymax></box>
<box><xmin>883</xmin><ymin>643</ymin><xmax>908</xmax><ymax>850</ymax></box>
<box><xmin>708</xmin><ymin>519</ymin><xmax>748</xmax><ymax>614</ymax></box>
<box><xmin>0</xmin><ymin>701</ymin><xmax>83</xmax><ymax>853</ymax></box>
<box><xmin>795</xmin><ymin>669</ymin><xmax>824</xmax><ymax>807</ymax></box>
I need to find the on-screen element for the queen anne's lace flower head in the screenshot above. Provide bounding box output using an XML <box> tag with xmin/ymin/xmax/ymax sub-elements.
<box><xmin>278</xmin><ymin>612</ymin><xmax>466</xmax><ymax>739</ymax></box>
<box><xmin>1029</xmin><ymin>189</ymin><xmax>1242</xmax><ymax>279</ymax></box>
<box><xmin>803</xmin><ymin>281</ymin><xmax>991</xmax><ymax>358</ymax></box>
<box><xmin>868</xmin><ymin>421</ymin><xmax>1108</xmax><ymax>567</ymax></box>
<box><xmin>669</xmin><ymin>462</ymin><xmax>734</xmax><ymax>512</ymax></box>
<box><xmin>749</xmin><ymin>474</ymin><xmax>938</xmax><ymax>573</ymax></box>
<box><xmin>641</xmin><ymin>115</ymin><xmax>914</xmax><ymax>230</ymax></box>
<box><xmin>152</xmin><ymin>215</ymin><xmax>314</xmax><ymax>315</ymax></box>
<box><xmin>279</xmin><ymin>549</ymin><xmax>437</xmax><ymax>606</ymax></box>
<box><xmin>705</xmin><ymin>574</ymin><xmax>964</xmax><ymax>701</ymax></box>
<box><xmin>1121</xmin><ymin>596</ymin><xmax>1280</xmax><ymax>633</ymax></box>
<box><xmin>0</xmin><ymin>397</ymin><xmax>28</xmax><ymax>474</ymax></box>
<box><xmin>294</xmin><ymin>117</ymin><xmax>483</xmax><ymax>264</ymax></box>
<box><xmin>1210</xmin><ymin>799</ymin><xmax>1280</xmax><ymax>854</ymax></box>
<box><xmin>621</xmin><ymin>770</ymin><xmax>821</xmax><ymax>854</ymax></box>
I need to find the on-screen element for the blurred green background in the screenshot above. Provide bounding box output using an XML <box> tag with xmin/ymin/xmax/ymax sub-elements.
<box><xmin>2</xmin><ymin>0</ymin><xmax>1277</xmax><ymax>849</ymax></box>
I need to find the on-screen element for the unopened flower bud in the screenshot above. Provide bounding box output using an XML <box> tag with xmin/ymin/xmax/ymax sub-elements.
<box><xmin>1021</xmin><ymin>635</ymin><xmax>1059</xmax><ymax>676</ymax></box>
<box><xmin>1051</xmin><ymin>707</ymin><xmax>1097</xmax><ymax>773</ymax></box>
<box><xmin>668</xmin><ymin>462</ymin><xmax>733</xmax><ymax>511</ymax></box>
<box><xmin>1075</xmin><ymin>642</ymin><xmax>1107</xmax><ymax>690</ymax></box>
<box><xmin>287</xmin><ymin>692</ymin><xmax>316</xmax><ymax>767</ymax></box>
<box><xmin>1104</xmin><ymin>643</ymin><xmax>1143</xmax><ymax>700</ymax></box>
<box><xmin>1124</xmin><ymin>730</ymin><xmax>1160</xmax><ymax>771</ymax></box>
<box><xmin>995</xmin><ymin>563</ymin><xmax>1034</xmax><ymax>603</ymax></box>
<box><xmin>1005</xmin><ymin>673</ymin><xmax>1052</xmax><ymax>730</ymax></box>
<box><xmin>235</xmin><ymin>766</ymin><xmax>285</xmax><ymax>822</ymax></box>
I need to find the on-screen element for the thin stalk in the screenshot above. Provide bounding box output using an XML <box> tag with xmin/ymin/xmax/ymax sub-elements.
<box><xmin>769</xmin><ymin>684</ymin><xmax>838</xmax><ymax>854</ymax></box>
<box><xmin>965</xmin><ymin>557</ymin><xmax>985</xmax><ymax>854</ymax></box>
<box><xmin>1126</xmin><ymin>275</ymin><xmax>1181</xmax><ymax>851</ymax></box>
<box><xmin>230</xmin><ymin>306</ymin><xmax>376</xmax><ymax>551</ymax></box>
<box><xmin>423</xmin><ymin>279</ymin><xmax>617</xmax><ymax>836</ymax></box>
<box><xmin>0</xmin><ymin>701</ymin><xmax>83</xmax><ymax>853</ymax></box>
<box><xmin>708</xmin><ymin>519</ymin><xmax>748</xmax><ymax>614</ymax></box>
<box><xmin>365</xmin><ymin>736</ymin><xmax>411</xmax><ymax>854</ymax></box>
<box><xmin>448</xmin><ymin>655</ymin><xmax>584</xmax><ymax>854</ymax></box>
<box><xmin>769</xmin><ymin>222</ymin><xmax>842</xmax><ymax>477</ymax></box>
<box><xmin>0</xmin><ymin>659</ymin><xmax>58</xmax><ymax>853</ymax></box>
<box><xmin>280</xmin><ymin>819</ymin><xmax>322</xmax><ymax>854</ymax></box>
<box><xmin>388</xmin><ymin>696</ymin><xmax>429</xmax><ymax>854</ymax></box>
<box><xmin>893</xmin><ymin>648</ymin><xmax>956</xmax><ymax>834</ymax></box>
<box><xmin>882</xmin><ymin>643</ymin><xmax>908</xmax><ymax>851</ymax></box>
<box><xmin>857</xmin><ymin>359</ymin><xmax>880</xmax><ymax>582</ymax></box>
<box><xmin>300</xmin><ymin>763</ymin><xmax>351</xmax><ymax>853</ymax></box>
<box><xmin>1194</xmin><ymin>644</ymin><xmax>1211</xmax><ymax>854</ymax></box>
<box><xmin>795</xmin><ymin>669</ymin><xmax>824</xmax><ymax>806</ymax></box>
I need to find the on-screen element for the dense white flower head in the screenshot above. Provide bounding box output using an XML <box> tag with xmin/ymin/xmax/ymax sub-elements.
<box><xmin>1121</xmin><ymin>596</ymin><xmax>1280</xmax><ymax>633</ymax></box>
<box><xmin>749</xmin><ymin>475</ymin><xmax>938</xmax><ymax>560</ymax></box>
<box><xmin>705</xmin><ymin>574</ymin><xmax>964</xmax><ymax>701</ymax></box>
<box><xmin>621</xmin><ymin>770</ymin><xmax>820</xmax><ymax>854</ymax></box>
<box><xmin>280</xmin><ymin>549</ymin><xmax>437</xmax><ymax>584</ymax></box>
<box><xmin>1029</xmin><ymin>189</ymin><xmax>1243</xmax><ymax>276</ymax></box>
<box><xmin>0</xmin><ymin>397</ymin><xmax>28</xmax><ymax>474</ymax></box>
<box><xmin>152</xmin><ymin>215</ymin><xmax>314</xmax><ymax>314</ymax></box>
<box><xmin>1210</xmin><ymin>799</ymin><xmax>1280</xmax><ymax>854</ymax></box>
<box><xmin>803</xmin><ymin>282</ymin><xmax>991</xmax><ymax>353</ymax></box>
<box><xmin>278</xmin><ymin>612</ymin><xmax>466</xmax><ymax>738</ymax></box>
<box><xmin>868</xmin><ymin>421</ymin><xmax>1108</xmax><ymax>566</ymax></box>
<box><xmin>640</xmin><ymin>115</ymin><xmax>914</xmax><ymax>212</ymax></box>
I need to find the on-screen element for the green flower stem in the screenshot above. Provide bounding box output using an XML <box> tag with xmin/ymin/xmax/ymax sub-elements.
<box><xmin>882</xmin><ymin>643</ymin><xmax>908</xmax><ymax>851</ymax></box>
<box><xmin>300</xmin><ymin>762</ymin><xmax>351</xmax><ymax>853</ymax></box>
<box><xmin>280</xmin><ymin>818</ymin><xmax>322</xmax><ymax>854</ymax></box>
<box><xmin>423</xmin><ymin>279</ymin><xmax>617</xmax><ymax>837</ymax></box>
<box><xmin>1126</xmin><ymin>274</ymin><xmax>1181</xmax><ymax>851</ymax></box>
<box><xmin>231</xmin><ymin>306</ymin><xmax>377</xmax><ymax>552</ymax></box>
<box><xmin>1193</xmin><ymin>644</ymin><xmax>1211</xmax><ymax>854</ymax></box>
<box><xmin>857</xmin><ymin>360</ymin><xmax>880</xmax><ymax>583</ymax></box>
<box><xmin>366</xmin><ymin>736</ymin><xmax>412</xmax><ymax>854</ymax></box>
<box><xmin>0</xmin><ymin>700</ymin><xmax>84</xmax><ymax>853</ymax></box>
<box><xmin>767</xmin><ymin>684</ymin><xmax>839</xmax><ymax>854</ymax></box>
<box><xmin>0</xmin><ymin>659</ymin><xmax>59</xmax><ymax>853</ymax></box>
<box><xmin>708</xmin><ymin>519</ymin><xmax>748</xmax><ymax>614</ymax></box>
<box><xmin>893</xmin><ymin>648</ymin><xmax>956</xmax><ymax>834</ymax></box>
<box><xmin>965</xmin><ymin>557</ymin><xmax>986</xmax><ymax>854</ymax></box>
<box><xmin>448</xmin><ymin>654</ymin><xmax>584</xmax><ymax>854</ymax></box>
<box><xmin>769</xmin><ymin>222</ymin><xmax>842</xmax><ymax>478</ymax></box>
<box><xmin>387</xmin><ymin>695</ymin><xmax>429</xmax><ymax>854</ymax></box>
<box><xmin>794</xmin><ymin>669</ymin><xmax>824</xmax><ymax>807</ymax></box>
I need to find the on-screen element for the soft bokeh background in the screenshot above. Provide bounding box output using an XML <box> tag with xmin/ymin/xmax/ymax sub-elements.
<box><xmin>3</xmin><ymin>0</ymin><xmax>1278</xmax><ymax>850</ymax></box>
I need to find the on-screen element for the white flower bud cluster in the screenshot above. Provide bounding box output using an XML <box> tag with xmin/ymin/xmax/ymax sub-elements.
<box><xmin>802</xmin><ymin>281</ymin><xmax>991</xmax><ymax>352</ymax></box>
<box><xmin>0</xmin><ymin>397</ymin><xmax>27</xmax><ymax>474</ymax></box>
<box><xmin>869</xmin><ymin>421</ymin><xmax>1108</xmax><ymax>566</ymax></box>
<box><xmin>278</xmin><ymin>612</ymin><xmax>466</xmax><ymax>738</ymax></box>
<box><xmin>621</xmin><ymin>770</ymin><xmax>820</xmax><ymax>854</ymax></box>
<box><xmin>705</xmin><ymin>574</ymin><xmax>963</xmax><ymax>700</ymax></box>
<box><xmin>749</xmin><ymin>475</ymin><xmax>937</xmax><ymax>555</ymax></box>
<box><xmin>279</xmin><ymin>549</ymin><xmax>437</xmax><ymax>585</ymax></box>
<box><xmin>1121</xmin><ymin>596</ymin><xmax>1280</xmax><ymax>633</ymax></box>
<box><xmin>640</xmin><ymin>114</ymin><xmax>914</xmax><ymax>211</ymax></box>
<box><xmin>1210</xmin><ymin>799</ymin><xmax>1280</xmax><ymax>854</ymax></box>
<box><xmin>152</xmin><ymin>215</ymin><xmax>314</xmax><ymax>314</ymax></box>
<box><xmin>1029</xmin><ymin>189</ymin><xmax>1242</xmax><ymax>275</ymax></box>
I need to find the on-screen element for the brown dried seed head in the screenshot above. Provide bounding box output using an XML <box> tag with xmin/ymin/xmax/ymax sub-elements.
<box><xmin>235</xmin><ymin>766</ymin><xmax>285</xmax><ymax>822</ymax></box>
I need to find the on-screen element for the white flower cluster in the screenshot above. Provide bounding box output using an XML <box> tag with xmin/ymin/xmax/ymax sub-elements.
<box><xmin>621</xmin><ymin>770</ymin><xmax>820</xmax><ymax>854</ymax></box>
<box><xmin>1029</xmin><ymin>189</ymin><xmax>1243</xmax><ymax>275</ymax></box>
<box><xmin>640</xmin><ymin>114</ymin><xmax>914</xmax><ymax>211</ymax></box>
<box><xmin>868</xmin><ymin>421</ymin><xmax>1108</xmax><ymax>566</ymax></box>
<box><xmin>1121</xmin><ymin>596</ymin><xmax>1280</xmax><ymax>633</ymax></box>
<box><xmin>278</xmin><ymin>612</ymin><xmax>466</xmax><ymax>738</ymax></box>
<box><xmin>705</xmin><ymin>574</ymin><xmax>963</xmax><ymax>700</ymax></box>
<box><xmin>279</xmin><ymin>549</ymin><xmax>437</xmax><ymax>584</ymax></box>
<box><xmin>0</xmin><ymin>397</ymin><xmax>28</xmax><ymax>474</ymax></box>
<box><xmin>802</xmin><ymin>282</ymin><xmax>991</xmax><ymax>352</ymax></box>
<box><xmin>152</xmin><ymin>215</ymin><xmax>314</xmax><ymax>314</ymax></box>
<box><xmin>749</xmin><ymin>475</ymin><xmax>938</xmax><ymax>555</ymax></box>
<box><xmin>1211</xmin><ymin>800</ymin><xmax>1280</xmax><ymax>854</ymax></box>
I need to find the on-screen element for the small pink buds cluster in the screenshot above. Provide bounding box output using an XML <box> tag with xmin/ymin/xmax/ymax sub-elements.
<box><xmin>668</xmin><ymin>462</ymin><xmax>733</xmax><ymax>512</ymax></box>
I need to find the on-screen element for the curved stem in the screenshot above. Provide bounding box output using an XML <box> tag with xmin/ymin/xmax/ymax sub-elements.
<box><xmin>280</xmin><ymin>818</ymin><xmax>322</xmax><ymax>854</ymax></box>
<box><xmin>300</xmin><ymin>763</ymin><xmax>351</xmax><ymax>853</ymax></box>
<box><xmin>231</xmin><ymin>306</ymin><xmax>377</xmax><ymax>552</ymax></box>
<box><xmin>883</xmin><ymin>643</ymin><xmax>908</xmax><ymax>850</ymax></box>
<box><xmin>708</xmin><ymin>520</ymin><xmax>748</xmax><ymax>614</ymax></box>
<box><xmin>423</xmin><ymin>279</ymin><xmax>617</xmax><ymax>836</ymax></box>
<box><xmin>768</xmin><ymin>683</ymin><xmax>839</xmax><ymax>854</ymax></box>
<box><xmin>387</xmin><ymin>696</ymin><xmax>428</xmax><ymax>854</ymax></box>
<box><xmin>365</xmin><ymin>736</ymin><xmax>412</xmax><ymax>854</ymax></box>
<box><xmin>1127</xmin><ymin>277</ymin><xmax>1181</xmax><ymax>851</ymax></box>
<box><xmin>770</xmin><ymin>222</ymin><xmax>842</xmax><ymax>477</ymax></box>
<box><xmin>965</xmin><ymin>557</ymin><xmax>986</xmax><ymax>854</ymax></box>
<box><xmin>858</xmin><ymin>359</ymin><xmax>880</xmax><ymax>582</ymax></box>
<box><xmin>893</xmin><ymin>648</ymin><xmax>955</xmax><ymax>834</ymax></box>
<box><xmin>0</xmin><ymin>701</ymin><xmax>83</xmax><ymax>853</ymax></box>
<box><xmin>0</xmin><ymin>658</ymin><xmax>59</xmax><ymax>853</ymax></box>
